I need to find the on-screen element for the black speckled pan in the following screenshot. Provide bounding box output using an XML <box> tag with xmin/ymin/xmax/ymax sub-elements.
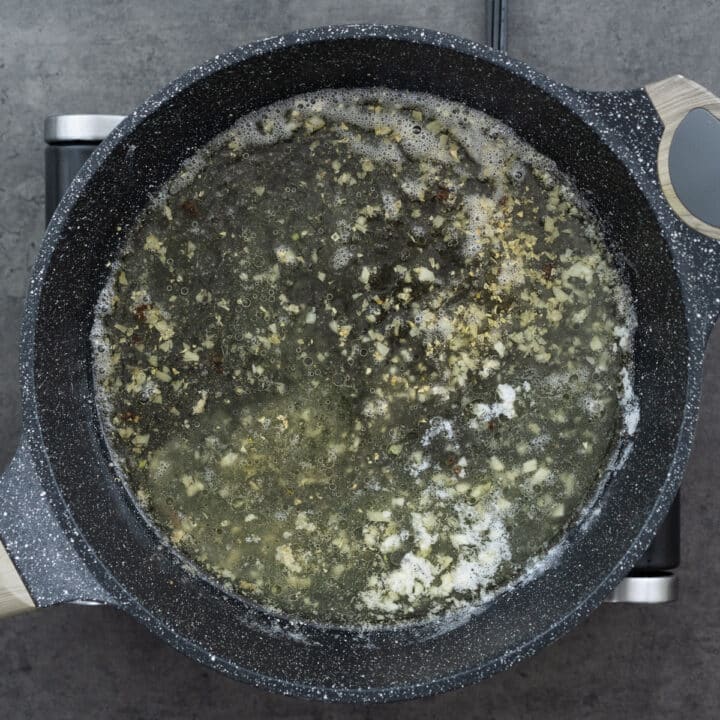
<box><xmin>2</xmin><ymin>26</ymin><xmax>720</xmax><ymax>703</ymax></box>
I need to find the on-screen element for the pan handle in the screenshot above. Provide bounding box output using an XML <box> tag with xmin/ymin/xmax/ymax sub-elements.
<box><xmin>0</xmin><ymin>436</ymin><xmax>111</xmax><ymax>619</ymax></box>
<box><xmin>0</xmin><ymin>541</ymin><xmax>34</xmax><ymax>618</ymax></box>
<box><xmin>645</xmin><ymin>75</ymin><xmax>720</xmax><ymax>240</ymax></box>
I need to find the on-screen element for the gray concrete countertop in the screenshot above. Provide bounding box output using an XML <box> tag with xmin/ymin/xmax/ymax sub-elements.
<box><xmin>1</xmin><ymin>2</ymin><xmax>720</xmax><ymax>718</ymax></box>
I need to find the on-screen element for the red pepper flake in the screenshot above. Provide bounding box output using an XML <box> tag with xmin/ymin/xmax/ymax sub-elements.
<box><xmin>210</xmin><ymin>351</ymin><xmax>224</xmax><ymax>374</ymax></box>
<box><xmin>180</xmin><ymin>198</ymin><xmax>200</xmax><ymax>217</ymax></box>
<box><xmin>133</xmin><ymin>303</ymin><xmax>150</xmax><ymax>322</ymax></box>
<box><xmin>433</xmin><ymin>186</ymin><xmax>451</xmax><ymax>202</ymax></box>
<box><xmin>487</xmin><ymin>419</ymin><xmax>496</xmax><ymax>431</ymax></box>
<box><xmin>542</xmin><ymin>262</ymin><xmax>555</xmax><ymax>280</ymax></box>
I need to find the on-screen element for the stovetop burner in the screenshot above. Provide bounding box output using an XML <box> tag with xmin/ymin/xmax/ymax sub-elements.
<box><xmin>43</xmin><ymin>108</ymin><xmax>680</xmax><ymax>606</ymax></box>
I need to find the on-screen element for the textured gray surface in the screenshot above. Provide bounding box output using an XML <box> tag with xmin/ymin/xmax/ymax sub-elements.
<box><xmin>1</xmin><ymin>1</ymin><xmax>720</xmax><ymax>718</ymax></box>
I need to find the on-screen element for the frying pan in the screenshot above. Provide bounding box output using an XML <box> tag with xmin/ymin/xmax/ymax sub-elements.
<box><xmin>2</xmin><ymin>26</ymin><xmax>720</xmax><ymax>702</ymax></box>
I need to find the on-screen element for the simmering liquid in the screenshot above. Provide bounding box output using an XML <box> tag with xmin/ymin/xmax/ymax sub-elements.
<box><xmin>94</xmin><ymin>89</ymin><xmax>637</xmax><ymax>625</ymax></box>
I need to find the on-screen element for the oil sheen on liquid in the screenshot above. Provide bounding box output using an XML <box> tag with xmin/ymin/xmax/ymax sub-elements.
<box><xmin>93</xmin><ymin>88</ymin><xmax>637</xmax><ymax>626</ymax></box>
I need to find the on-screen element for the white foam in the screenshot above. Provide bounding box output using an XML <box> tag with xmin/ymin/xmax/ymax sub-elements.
<box><xmin>411</xmin><ymin>512</ymin><xmax>438</xmax><ymax>552</ymax></box>
<box><xmin>386</xmin><ymin>553</ymin><xmax>437</xmax><ymax>597</ymax></box>
<box><xmin>400</xmin><ymin>176</ymin><xmax>428</xmax><ymax>201</ymax></box>
<box><xmin>362</xmin><ymin>397</ymin><xmax>389</xmax><ymax>418</ymax></box>
<box><xmin>472</xmin><ymin>383</ymin><xmax>517</xmax><ymax>422</ymax></box>
<box><xmin>359</xmin><ymin>491</ymin><xmax>512</xmax><ymax>615</ymax></box>
<box><xmin>188</xmin><ymin>86</ymin><xmax>564</xmax><ymax>233</ymax></box>
<box><xmin>497</xmin><ymin>257</ymin><xmax>525</xmax><ymax>288</ymax></box>
<box><xmin>620</xmin><ymin>367</ymin><xmax>640</xmax><ymax>435</ymax></box>
<box><xmin>408</xmin><ymin>454</ymin><xmax>431</xmax><ymax>478</ymax></box>
<box><xmin>90</xmin><ymin>261</ymin><xmax>125</xmax><ymax>422</ymax></box>
<box><xmin>421</xmin><ymin>417</ymin><xmax>455</xmax><ymax>446</ymax></box>
<box><xmin>381</xmin><ymin>191</ymin><xmax>401</xmax><ymax>220</ymax></box>
<box><xmin>347</xmin><ymin>134</ymin><xmax>404</xmax><ymax>166</ymax></box>
<box><xmin>330</xmin><ymin>245</ymin><xmax>353</xmax><ymax>270</ymax></box>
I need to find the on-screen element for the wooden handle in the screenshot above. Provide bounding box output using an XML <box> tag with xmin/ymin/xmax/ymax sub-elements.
<box><xmin>645</xmin><ymin>75</ymin><xmax>720</xmax><ymax>240</ymax></box>
<box><xmin>0</xmin><ymin>540</ymin><xmax>35</xmax><ymax>618</ymax></box>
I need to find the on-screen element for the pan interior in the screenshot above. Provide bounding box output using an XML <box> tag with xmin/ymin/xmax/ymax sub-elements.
<box><xmin>32</xmin><ymin>33</ymin><xmax>688</xmax><ymax>696</ymax></box>
<box><xmin>94</xmin><ymin>86</ymin><xmax>637</xmax><ymax>629</ymax></box>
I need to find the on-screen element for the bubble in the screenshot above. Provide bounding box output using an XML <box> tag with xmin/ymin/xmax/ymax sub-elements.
<box><xmin>331</xmin><ymin>247</ymin><xmax>353</xmax><ymax>270</ymax></box>
<box><xmin>180</xmin><ymin>287</ymin><xmax>189</xmax><ymax>296</ymax></box>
